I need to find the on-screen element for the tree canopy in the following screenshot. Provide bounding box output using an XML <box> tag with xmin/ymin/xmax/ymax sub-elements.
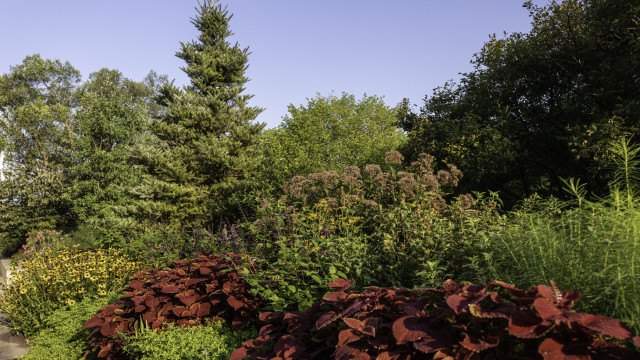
<box><xmin>122</xmin><ymin>0</ymin><xmax>264</xmax><ymax>230</ymax></box>
<box><xmin>400</xmin><ymin>0</ymin><xmax>640</xmax><ymax>204</ymax></box>
<box><xmin>252</xmin><ymin>92</ymin><xmax>406</xmax><ymax>194</ymax></box>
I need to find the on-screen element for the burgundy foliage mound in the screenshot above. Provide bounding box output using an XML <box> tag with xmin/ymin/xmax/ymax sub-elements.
<box><xmin>84</xmin><ymin>253</ymin><xmax>263</xmax><ymax>359</ymax></box>
<box><xmin>231</xmin><ymin>279</ymin><xmax>640</xmax><ymax>360</ymax></box>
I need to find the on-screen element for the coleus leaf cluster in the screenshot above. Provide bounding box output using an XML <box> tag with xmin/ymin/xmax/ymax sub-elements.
<box><xmin>83</xmin><ymin>253</ymin><xmax>263</xmax><ymax>359</ymax></box>
<box><xmin>231</xmin><ymin>279</ymin><xmax>640</xmax><ymax>360</ymax></box>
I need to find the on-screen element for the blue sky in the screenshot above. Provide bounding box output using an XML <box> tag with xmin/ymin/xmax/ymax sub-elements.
<box><xmin>0</xmin><ymin>0</ymin><xmax>548</xmax><ymax>128</ymax></box>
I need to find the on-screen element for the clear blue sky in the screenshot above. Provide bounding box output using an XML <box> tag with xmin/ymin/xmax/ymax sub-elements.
<box><xmin>0</xmin><ymin>0</ymin><xmax>549</xmax><ymax>128</ymax></box>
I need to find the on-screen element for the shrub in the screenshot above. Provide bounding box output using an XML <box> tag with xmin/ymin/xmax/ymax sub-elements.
<box><xmin>0</xmin><ymin>246</ymin><xmax>143</xmax><ymax>337</ymax></box>
<box><xmin>20</xmin><ymin>294</ymin><xmax>119</xmax><ymax>360</ymax></box>
<box><xmin>231</xmin><ymin>279</ymin><xmax>640</xmax><ymax>359</ymax></box>
<box><xmin>215</xmin><ymin>152</ymin><xmax>501</xmax><ymax>311</ymax></box>
<box><xmin>122</xmin><ymin>318</ymin><xmax>257</xmax><ymax>360</ymax></box>
<box><xmin>83</xmin><ymin>253</ymin><xmax>264</xmax><ymax>359</ymax></box>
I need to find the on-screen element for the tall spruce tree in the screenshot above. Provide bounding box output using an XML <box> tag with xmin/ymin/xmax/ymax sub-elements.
<box><xmin>124</xmin><ymin>0</ymin><xmax>263</xmax><ymax>230</ymax></box>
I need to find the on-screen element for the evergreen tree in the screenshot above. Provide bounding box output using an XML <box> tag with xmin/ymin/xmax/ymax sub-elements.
<box><xmin>124</xmin><ymin>0</ymin><xmax>264</xmax><ymax>230</ymax></box>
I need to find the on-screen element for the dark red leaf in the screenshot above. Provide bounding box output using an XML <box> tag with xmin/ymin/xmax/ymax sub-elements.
<box><xmin>392</xmin><ymin>315</ymin><xmax>430</xmax><ymax>344</ymax></box>
<box><xmin>328</xmin><ymin>278</ymin><xmax>354</xmax><ymax>291</ymax></box>
<box><xmin>179</xmin><ymin>296</ymin><xmax>198</xmax><ymax>307</ymax></box>
<box><xmin>84</xmin><ymin>317</ymin><xmax>102</xmax><ymax>329</ymax></box>
<box><xmin>160</xmin><ymin>285</ymin><xmax>180</xmax><ymax>294</ymax></box>
<box><xmin>375</xmin><ymin>352</ymin><xmax>402</xmax><ymax>360</ymax></box>
<box><xmin>335</xmin><ymin>343</ymin><xmax>372</xmax><ymax>360</ymax></box>
<box><xmin>229</xmin><ymin>347</ymin><xmax>251</xmax><ymax>360</ymax></box>
<box><xmin>469</xmin><ymin>303</ymin><xmax>514</xmax><ymax>319</ymax></box>
<box><xmin>533</xmin><ymin>297</ymin><xmax>564</xmax><ymax>321</ymax></box>
<box><xmin>273</xmin><ymin>335</ymin><xmax>304</xmax><ymax>358</ymax></box>
<box><xmin>100</xmin><ymin>323</ymin><xmax>118</xmax><ymax>337</ymax></box>
<box><xmin>460</xmin><ymin>333</ymin><xmax>499</xmax><ymax>352</ymax></box>
<box><xmin>538</xmin><ymin>337</ymin><xmax>590</xmax><ymax>360</ymax></box>
<box><xmin>343</xmin><ymin>318</ymin><xmax>365</xmax><ymax>332</ymax></box>
<box><xmin>185</xmin><ymin>277</ymin><xmax>207</xmax><ymax>287</ymax></box>
<box><xmin>442</xmin><ymin>279</ymin><xmax>459</xmax><ymax>293</ymax></box>
<box><xmin>581</xmin><ymin>314</ymin><xmax>634</xmax><ymax>340</ymax></box>
<box><xmin>324</xmin><ymin>291</ymin><xmax>348</xmax><ymax>302</ymax></box>
<box><xmin>507</xmin><ymin>310</ymin><xmax>553</xmax><ymax>339</ymax></box>
<box><xmin>129</xmin><ymin>280</ymin><xmax>145</xmax><ymax>290</ymax></box>
<box><xmin>316</xmin><ymin>311</ymin><xmax>339</xmax><ymax>329</ymax></box>
<box><xmin>227</xmin><ymin>295</ymin><xmax>244</xmax><ymax>310</ymax></box>
<box><xmin>196</xmin><ymin>302</ymin><xmax>211</xmax><ymax>316</ymax></box>
<box><xmin>97</xmin><ymin>344</ymin><xmax>113</xmax><ymax>358</ymax></box>
<box><xmin>338</xmin><ymin>329</ymin><xmax>363</xmax><ymax>346</ymax></box>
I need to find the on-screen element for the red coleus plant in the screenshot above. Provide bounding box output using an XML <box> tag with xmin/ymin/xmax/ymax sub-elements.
<box><xmin>231</xmin><ymin>279</ymin><xmax>640</xmax><ymax>360</ymax></box>
<box><xmin>83</xmin><ymin>253</ymin><xmax>263</xmax><ymax>359</ymax></box>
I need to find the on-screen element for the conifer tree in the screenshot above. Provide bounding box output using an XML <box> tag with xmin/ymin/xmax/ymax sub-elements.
<box><xmin>125</xmin><ymin>0</ymin><xmax>263</xmax><ymax>230</ymax></box>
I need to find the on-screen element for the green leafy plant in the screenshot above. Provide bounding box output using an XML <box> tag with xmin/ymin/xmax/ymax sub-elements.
<box><xmin>123</xmin><ymin>318</ymin><xmax>257</xmax><ymax>360</ymax></box>
<box><xmin>222</xmin><ymin>152</ymin><xmax>501</xmax><ymax>312</ymax></box>
<box><xmin>20</xmin><ymin>294</ymin><xmax>119</xmax><ymax>360</ymax></box>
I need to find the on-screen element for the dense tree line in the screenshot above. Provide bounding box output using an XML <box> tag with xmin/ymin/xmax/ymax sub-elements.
<box><xmin>400</xmin><ymin>0</ymin><xmax>640</xmax><ymax>204</ymax></box>
<box><xmin>1</xmin><ymin>0</ymin><xmax>639</xmax><ymax>248</ymax></box>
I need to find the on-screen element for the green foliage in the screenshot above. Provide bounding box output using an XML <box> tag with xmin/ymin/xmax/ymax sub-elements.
<box><xmin>0</xmin><ymin>244</ymin><xmax>143</xmax><ymax>337</ymax></box>
<box><xmin>479</xmin><ymin>194</ymin><xmax>640</xmax><ymax>334</ymax></box>
<box><xmin>215</xmin><ymin>152</ymin><xmax>501</xmax><ymax>311</ymax></box>
<box><xmin>20</xmin><ymin>294</ymin><xmax>118</xmax><ymax>360</ymax></box>
<box><xmin>123</xmin><ymin>319</ymin><xmax>257</xmax><ymax>360</ymax></box>
<box><xmin>70</xmin><ymin>68</ymin><xmax>147</xmax><ymax>228</ymax></box>
<box><xmin>126</xmin><ymin>0</ymin><xmax>264</xmax><ymax>230</ymax></box>
<box><xmin>0</xmin><ymin>54</ymin><xmax>80</xmax><ymax>242</ymax></box>
<box><xmin>478</xmin><ymin>140</ymin><xmax>640</xmax><ymax>333</ymax></box>
<box><xmin>249</xmin><ymin>92</ymin><xmax>406</xmax><ymax>200</ymax></box>
<box><xmin>401</xmin><ymin>0</ymin><xmax>640</xmax><ymax>204</ymax></box>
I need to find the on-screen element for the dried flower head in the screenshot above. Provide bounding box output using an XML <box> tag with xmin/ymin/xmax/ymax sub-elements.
<box><xmin>384</xmin><ymin>150</ymin><xmax>404</xmax><ymax>165</ymax></box>
<box><xmin>341</xmin><ymin>166</ymin><xmax>363</xmax><ymax>187</ymax></box>
<box><xmin>363</xmin><ymin>164</ymin><xmax>382</xmax><ymax>177</ymax></box>
<box><xmin>458</xmin><ymin>193</ymin><xmax>475</xmax><ymax>209</ymax></box>
<box><xmin>419</xmin><ymin>173</ymin><xmax>440</xmax><ymax>191</ymax></box>
<box><xmin>411</xmin><ymin>153</ymin><xmax>435</xmax><ymax>174</ymax></box>
<box><xmin>397</xmin><ymin>172</ymin><xmax>418</xmax><ymax>196</ymax></box>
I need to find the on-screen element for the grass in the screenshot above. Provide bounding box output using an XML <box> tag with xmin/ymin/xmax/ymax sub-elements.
<box><xmin>477</xmin><ymin>139</ymin><xmax>640</xmax><ymax>333</ymax></box>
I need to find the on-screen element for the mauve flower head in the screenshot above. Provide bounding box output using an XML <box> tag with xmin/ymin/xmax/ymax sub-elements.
<box><xmin>384</xmin><ymin>150</ymin><xmax>404</xmax><ymax>165</ymax></box>
<box><xmin>322</xmin><ymin>251</ymin><xmax>328</xmax><ymax>255</ymax></box>
<box><xmin>251</xmin><ymin>258</ymin><xmax>257</xmax><ymax>262</ymax></box>
<box><xmin>322</xmin><ymin>229</ymin><xmax>330</xmax><ymax>235</ymax></box>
